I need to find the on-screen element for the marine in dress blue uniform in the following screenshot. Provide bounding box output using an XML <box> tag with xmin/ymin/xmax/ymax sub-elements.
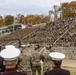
<box><xmin>0</xmin><ymin>45</ymin><xmax>27</xmax><ymax>75</ymax></box>
<box><xmin>44</xmin><ymin>52</ymin><xmax>70</xmax><ymax>75</ymax></box>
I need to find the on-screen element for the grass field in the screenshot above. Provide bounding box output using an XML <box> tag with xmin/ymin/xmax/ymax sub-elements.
<box><xmin>62</xmin><ymin>66</ymin><xmax>76</xmax><ymax>75</ymax></box>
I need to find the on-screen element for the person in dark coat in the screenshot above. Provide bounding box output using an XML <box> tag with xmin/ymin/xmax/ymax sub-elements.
<box><xmin>0</xmin><ymin>56</ymin><xmax>5</xmax><ymax>72</ymax></box>
<box><xmin>0</xmin><ymin>45</ymin><xmax>27</xmax><ymax>75</ymax></box>
<box><xmin>0</xmin><ymin>46</ymin><xmax>5</xmax><ymax>72</ymax></box>
<box><xmin>44</xmin><ymin>52</ymin><xmax>70</xmax><ymax>75</ymax></box>
<box><xmin>18</xmin><ymin>39</ymin><xmax>21</xmax><ymax>48</ymax></box>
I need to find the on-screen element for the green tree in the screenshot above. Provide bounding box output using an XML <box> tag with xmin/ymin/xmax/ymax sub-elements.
<box><xmin>5</xmin><ymin>15</ymin><xmax>14</xmax><ymax>25</ymax></box>
<box><xmin>0</xmin><ymin>16</ymin><xmax>4</xmax><ymax>27</ymax></box>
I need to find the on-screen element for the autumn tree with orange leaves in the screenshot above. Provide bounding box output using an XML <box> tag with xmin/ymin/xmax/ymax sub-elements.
<box><xmin>25</xmin><ymin>14</ymin><xmax>49</xmax><ymax>25</ymax></box>
<box><xmin>61</xmin><ymin>1</ymin><xmax>76</xmax><ymax>18</ymax></box>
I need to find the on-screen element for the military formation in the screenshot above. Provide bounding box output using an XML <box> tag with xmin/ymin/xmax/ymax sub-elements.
<box><xmin>17</xmin><ymin>44</ymin><xmax>52</xmax><ymax>75</ymax></box>
<box><xmin>0</xmin><ymin>44</ymin><xmax>70</xmax><ymax>75</ymax></box>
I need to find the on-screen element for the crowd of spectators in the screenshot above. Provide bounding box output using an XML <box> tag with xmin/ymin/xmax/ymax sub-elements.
<box><xmin>0</xmin><ymin>26</ymin><xmax>40</xmax><ymax>48</ymax></box>
<box><xmin>22</xmin><ymin>17</ymin><xmax>76</xmax><ymax>46</ymax></box>
<box><xmin>0</xmin><ymin>17</ymin><xmax>76</xmax><ymax>48</ymax></box>
<box><xmin>55</xmin><ymin>17</ymin><xmax>76</xmax><ymax>45</ymax></box>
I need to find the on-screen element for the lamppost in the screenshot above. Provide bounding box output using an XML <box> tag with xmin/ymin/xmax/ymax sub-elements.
<box><xmin>4</xmin><ymin>15</ymin><xmax>6</xmax><ymax>26</ymax></box>
<box><xmin>49</xmin><ymin>10</ymin><xmax>51</xmax><ymax>21</ymax></box>
<box><xmin>49</xmin><ymin>10</ymin><xmax>54</xmax><ymax>21</ymax></box>
<box><xmin>60</xmin><ymin>0</ymin><xmax>62</xmax><ymax>20</ymax></box>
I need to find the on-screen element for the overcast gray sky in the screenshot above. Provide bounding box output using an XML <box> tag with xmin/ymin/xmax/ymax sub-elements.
<box><xmin>0</xmin><ymin>0</ymin><xmax>75</xmax><ymax>16</ymax></box>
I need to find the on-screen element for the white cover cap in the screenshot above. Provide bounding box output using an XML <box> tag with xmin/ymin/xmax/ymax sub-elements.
<box><xmin>21</xmin><ymin>44</ymin><xmax>27</xmax><ymax>47</ymax></box>
<box><xmin>21</xmin><ymin>44</ymin><xmax>30</xmax><ymax>47</ymax></box>
<box><xmin>49</xmin><ymin>52</ymin><xmax>65</xmax><ymax>60</ymax></box>
<box><xmin>6</xmin><ymin>45</ymin><xmax>15</xmax><ymax>49</ymax></box>
<box><xmin>0</xmin><ymin>45</ymin><xmax>21</xmax><ymax>61</ymax></box>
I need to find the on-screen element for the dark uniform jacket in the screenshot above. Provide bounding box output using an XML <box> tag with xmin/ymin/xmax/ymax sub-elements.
<box><xmin>0</xmin><ymin>57</ymin><xmax>5</xmax><ymax>72</ymax></box>
<box><xmin>0</xmin><ymin>68</ymin><xmax>27</xmax><ymax>75</ymax></box>
<box><xmin>44</xmin><ymin>67</ymin><xmax>70</xmax><ymax>75</ymax></box>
